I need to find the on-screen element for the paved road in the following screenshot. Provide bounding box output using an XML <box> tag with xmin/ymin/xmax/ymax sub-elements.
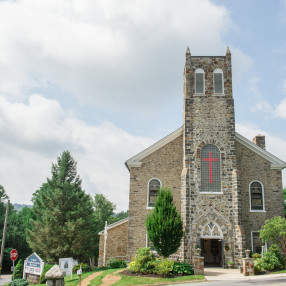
<box><xmin>0</xmin><ymin>275</ymin><xmax>11</xmax><ymax>286</ymax></box>
<box><xmin>176</xmin><ymin>268</ymin><xmax>286</xmax><ymax>286</ymax></box>
<box><xmin>180</xmin><ymin>277</ymin><xmax>286</xmax><ymax>285</ymax></box>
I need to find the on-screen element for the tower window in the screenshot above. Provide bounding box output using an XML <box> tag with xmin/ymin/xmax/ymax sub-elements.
<box><xmin>250</xmin><ymin>181</ymin><xmax>264</xmax><ymax>211</ymax></box>
<box><xmin>214</xmin><ymin>68</ymin><xmax>224</xmax><ymax>94</ymax></box>
<box><xmin>147</xmin><ymin>178</ymin><xmax>161</xmax><ymax>208</ymax></box>
<box><xmin>201</xmin><ymin>144</ymin><xmax>221</xmax><ymax>192</ymax></box>
<box><xmin>195</xmin><ymin>68</ymin><xmax>205</xmax><ymax>94</ymax></box>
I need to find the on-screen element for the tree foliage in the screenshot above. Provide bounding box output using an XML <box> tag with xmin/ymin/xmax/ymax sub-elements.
<box><xmin>93</xmin><ymin>194</ymin><xmax>116</xmax><ymax>261</ymax></box>
<box><xmin>28</xmin><ymin>151</ymin><xmax>95</xmax><ymax>263</ymax></box>
<box><xmin>260</xmin><ymin>216</ymin><xmax>286</xmax><ymax>268</ymax></box>
<box><xmin>146</xmin><ymin>187</ymin><xmax>183</xmax><ymax>258</ymax></box>
<box><xmin>0</xmin><ymin>186</ymin><xmax>32</xmax><ymax>271</ymax></box>
<box><xmin>283</xmin><ymin>188</ymin><xmax>286</xmax><ymax>217</ymax></box>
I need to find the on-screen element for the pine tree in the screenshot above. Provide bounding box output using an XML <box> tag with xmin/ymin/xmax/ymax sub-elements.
<box><xmin>28</xmin><ymin>151</ymin><xmax>95</xmax><ymax>263</ymax></box>
<box><xmin>146</xmin><ymin>187</ymin><xmax>183</xmax><ymax>258</ymax></box>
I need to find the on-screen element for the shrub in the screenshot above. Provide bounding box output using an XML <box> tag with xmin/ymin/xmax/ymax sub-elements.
<box><xmin>154</xmin><ymin>259</ymin><xmax>174</xmax><ymax>276</ymax></box>
<box><xmin>254</xmin><ymin>245</ymin><xmax>285</xmax><ymax>273</ymax></box>
<box><xmin>39</xmin><ymin>264</ymin><xmax>54</xmax><ymax>284</ymax></box>
<box><xmin>129</xmin><ymin>247</ymin><xmax>156</xmax><ymax>274</ymax></box>
<box><xmin>252</xmin><ymin>253</ymin><xmax>262</xmax><ymax>259</ymax></box>
<box><xmin>268</xmin><ymin>244</ymin><xmax>285</xmax><ymax>268</ymax></box>
<box><xmin>72</xmin><ymin>263</ymin><xmax>92</xmax><ymax>273</ymax></box>
<box><xmin>106</xmin><ymin>259</ymin><xmax>127</xmax><ymax>269</ymax></box>
<box><xmin>172</xmin><ymin>261</ymin><xmax>193</xmax><ymax>275</ymax></box>
<box><xmin>254</xmin><ymin>258</ymin><xmax>264</xmax><ymax>274</ymax></box>
<box><xmin>14</xmin><ymin>259</ymin><xmax>24</xmax><ymax>279</ymax></box>
<box><xmin>9</xmin><ymin>279</ymin><xmax>28</xmax><ymax>286</ymax></box>
<box><xmin>262</xmin><ymin>251</ymin><xmax>283</xmax><ymax>271</ymax></box>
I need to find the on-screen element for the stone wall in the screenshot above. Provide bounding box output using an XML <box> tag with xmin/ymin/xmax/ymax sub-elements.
<box><xmin>98</xmin><ymin>219</ymin><xmax>128</xmax><ymax>266</ymax></box>
<box><xmin>236</xmin><ymin>141</ymin><xmax>284</xmax><ymax>251</ymax></box>
<box><xmin>127</xmin><ymin>135</ymin><xmax>183</xmax><ymax>259</ymax></box>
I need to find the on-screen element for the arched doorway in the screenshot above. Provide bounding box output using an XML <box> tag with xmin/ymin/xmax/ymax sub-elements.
<box><xmin>200</xmin><ymin>222</ymin><xmax>224</xmax><ymax>267</ymax></box>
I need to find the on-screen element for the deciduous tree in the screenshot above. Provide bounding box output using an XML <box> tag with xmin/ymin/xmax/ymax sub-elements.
<box><xmin>260</xmin><ymin>216</ymin><xmax>286</xmax><ymax>268</ymax></box>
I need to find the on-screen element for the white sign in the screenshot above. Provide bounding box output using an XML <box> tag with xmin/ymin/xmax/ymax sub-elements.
<box><xmin>59</xmin><ymin>258</ymin><xmax>78</xmax><ymax>276</ymax></box>
<box><xmin>23</xmin><ymin>253</ymin><xmax>44</xmax><ymax>279</ymax></box>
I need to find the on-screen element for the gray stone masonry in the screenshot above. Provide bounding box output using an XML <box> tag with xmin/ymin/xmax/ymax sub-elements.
<box><xmin>182</xmin><ymin>49</ymin><xmax>244</xmax><ymax>266</ymax></box>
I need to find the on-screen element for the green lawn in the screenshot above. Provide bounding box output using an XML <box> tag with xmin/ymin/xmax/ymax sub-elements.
<box><xmin>271</xmin><ymin>269</ymin><xmax>286</xmax><ymax>274</ymax></box>
<box><xmin>31</xmin><ymin>271</ymin><xmax>97</xmax><ymax>286</ymax></box>
<box><xmin>89</xmin><ymin>269</ymin><xmax>205</xmax><ymax>286</ymax></box>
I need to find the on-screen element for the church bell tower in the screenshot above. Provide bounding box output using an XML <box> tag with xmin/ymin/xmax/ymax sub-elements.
<box><xmin>180</xmin><ymin>47</ymin><xmax>244</xmax><ymax>266</ymax></box>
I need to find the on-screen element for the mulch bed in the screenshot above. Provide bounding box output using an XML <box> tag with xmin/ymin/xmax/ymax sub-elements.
<box><xmin>120</xmin><ymin>269</ymin><xmax>182</xmax><ymax>278</ymax></box>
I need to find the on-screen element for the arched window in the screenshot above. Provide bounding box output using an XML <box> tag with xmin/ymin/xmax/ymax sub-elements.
<box><xmin>195</xmin><ymin>68</ymin><xmax>205</xmax><ymax>94</ymax></box>
<box><xmin>147</xmin><ymin>178</ymin><xmax>161</xmax><ymax>208</ymax></box>
<box><xmin>213</xmin><ymin>68</ymin><xmax>224</xmax><ymax>94</ymax></box>
<box><xmin>249</xmin><ymin>181</ymin><xmax>264</xmax><ymax>211</ymax></box>
<box><xmin>201</xmin><ymin>144</ymin><xmax>221</xmax><ymax>192</ymax></box>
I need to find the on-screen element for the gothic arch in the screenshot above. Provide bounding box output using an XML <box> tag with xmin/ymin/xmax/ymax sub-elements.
<box><xmin>201</xmin><ymin>221</ymin><xmax>223</xmax><ymax>239</ymax></box>
<box><xmin>196</xmin><ymin>140</ymin><xmax>225</xmax><ymax>159</ymax></box>
<box><xmin>192</xmin><ymin>207</ymin><xmax>231</xmax><ymax>240</ymax></box>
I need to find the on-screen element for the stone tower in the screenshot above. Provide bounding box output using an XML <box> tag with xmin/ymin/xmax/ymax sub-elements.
<box><xmin>180</xmin><ymin>47</ymin><xmax>244</xmax><ymax>266</ymax></box>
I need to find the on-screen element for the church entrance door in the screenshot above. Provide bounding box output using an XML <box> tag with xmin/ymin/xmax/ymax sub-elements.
<box><xmin>201</xmin><ymin>238</ymin><xmax>223</xmax><ymax>267</ymax></box>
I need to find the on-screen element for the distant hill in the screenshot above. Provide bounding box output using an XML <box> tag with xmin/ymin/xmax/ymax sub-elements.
<box><xmin>13</xmin><ymin>203</ymin><xmax>32</xmax><ymax>211</ymax></box>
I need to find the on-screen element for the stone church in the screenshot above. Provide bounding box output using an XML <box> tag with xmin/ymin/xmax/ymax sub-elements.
<box><xmin>98</xmin><ymin>47</ymin><xmax>286</xmax><ymax>268</ymax></box>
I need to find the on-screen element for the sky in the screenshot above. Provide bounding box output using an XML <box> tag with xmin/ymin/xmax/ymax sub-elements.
<box><xmin>0</xmin><ymin>0</ymin><xmax>285</xmax><ymax>211</ymax></box>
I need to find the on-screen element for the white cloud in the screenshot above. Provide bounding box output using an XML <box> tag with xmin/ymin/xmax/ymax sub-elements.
<box><xmin>275</xmin><ymin>98</ymin><xmax>286</xmax><ymax>118</ymax></box>
<box><xmin>0</xmin><ymin>94</ymin><xmax>154</xmax><ymax>211</ymax></box>
<box><xmin>236</xmin><ymin>122</ymin><xmax>286</xmax><ymax>187</ymax></box>
<box><xmin>0</xmin><ymin>0</ymin><xmax>250</xmax><ymax>113</ymax></box>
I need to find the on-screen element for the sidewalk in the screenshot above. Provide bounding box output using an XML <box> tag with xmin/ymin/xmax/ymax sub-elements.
<box><xmin>205</xmin><ymin>267</ymin><xmax>286</xmax><ymax>281</ymax></box>
<box><xmin>0</xmin><ymin>274</ymin><xmax>11</xmax><ymax>286</ymax></box>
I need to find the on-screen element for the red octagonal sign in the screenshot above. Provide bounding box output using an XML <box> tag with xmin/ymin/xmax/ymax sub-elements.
<box><xmin>10</xmin><ymin>249</ymin><xmax>18</xmax><ymax>261</ymax></box>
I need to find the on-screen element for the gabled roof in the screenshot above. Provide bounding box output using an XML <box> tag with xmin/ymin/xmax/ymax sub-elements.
<box><xmin>125</xmin><ymin>127</ymin><xmax>183</xmax><ymax>171</ymax></box>
<box><xmin>125</xmin><ymin>127</ymin><xmax>286</xmax><ymax>171</ymax></box>
<box><xmin>98</xmin><ymin>217</ymin><xmax>129</xmax><ymax>235</ymax></box>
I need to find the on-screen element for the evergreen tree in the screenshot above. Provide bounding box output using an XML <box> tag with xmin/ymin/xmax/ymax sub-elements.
<box><xmin>28</xmin><ymin>151</ymin><xmax>95</xmax><ymax>263</ymax></box>
<box><xmin>146</xmin><ymin>187</ymin><xmax>183</xmax><ymax>258</ymax></box>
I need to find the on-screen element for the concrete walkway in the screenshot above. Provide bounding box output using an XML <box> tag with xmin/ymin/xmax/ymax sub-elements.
<box><xmin>205</xmin><ymin>267</ymin><xmax>242</xmax><ymax>281</ymax></box>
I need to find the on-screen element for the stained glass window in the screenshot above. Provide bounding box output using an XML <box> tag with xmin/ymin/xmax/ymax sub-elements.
<box><xmin>201</xmin><ymin>144</ymin><xmax>221</xmax><ymax>192</ymax></box>
<box><xmin>148</xmin><ymin>179</ymin><xmax>161</xmax><ymax>207</ymax></box>
<box><xmin>250</xmin><ymin>182</ymin><xmax>264</xmax><ymax>211</ymax></box>
<box><xmin>195</xmin><ymin>69</ymin><xmax>204</xmax><ymax>94</ymax></box>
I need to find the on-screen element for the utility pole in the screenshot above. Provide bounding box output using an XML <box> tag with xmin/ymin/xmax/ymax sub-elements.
<box><xmin>0</xmin><ymin>200</ymin><xmax>10</xmax><ymax>278</ymax></box>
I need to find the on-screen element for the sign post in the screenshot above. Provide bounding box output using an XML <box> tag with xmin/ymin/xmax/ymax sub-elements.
<box><xmin>77</xmin><ymin>266</ymin><xmax>82</xmax><ymax>286</ymax></box>
<box><xmin>10</xmin><ymin>249</ymin><xmax>18</xmax><ymax>286</ymax></box>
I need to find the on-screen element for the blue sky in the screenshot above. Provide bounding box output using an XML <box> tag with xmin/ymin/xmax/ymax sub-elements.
<box><xmin>0</xmin><ymin>0</ymin><xmax>285</xmax><ymax>211</ymax></box>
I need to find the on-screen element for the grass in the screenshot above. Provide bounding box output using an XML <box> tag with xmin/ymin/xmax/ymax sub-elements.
<box><xmin>88</xmin><ymin>269</ymin><xmax>205</xmax><ymax>286</ymax></box>
<box><xmin>31</xmin><ymin>271</ymin><xmax>97</xmax><ymax>286</ymax></box>
<box><xmin>271</xmin><ymin>269</ymin><xmax>286</xmax><ymax>274</ymax></box>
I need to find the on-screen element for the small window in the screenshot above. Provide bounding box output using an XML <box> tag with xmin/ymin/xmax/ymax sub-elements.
<box><xmin>250</xmin><ymin>181</ymin><xmax>264</xmax><ymax>211</ymax></box>
<box><xmin>214</xmin><ymin>69</ymin><xmax>224</xmax><ymax>94</ymax></box>
<box><xmin>251</xmin><ymin>231</ymin><xmax>265</xmax><ymax>254</ymax></box>
<box><xmin>195</xmin><ymin>69</ymin><xmax>205</xmax><ymax>94</ymax></box>
<box><xmin>148</xmin><ymin>179</ymin><xmax>161</xmax><ymax>208</ymax></box>
<box><xmin>201</xmin><ymin>144</ymin><xmax>221</xmax><ymax>192</ymax></box>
